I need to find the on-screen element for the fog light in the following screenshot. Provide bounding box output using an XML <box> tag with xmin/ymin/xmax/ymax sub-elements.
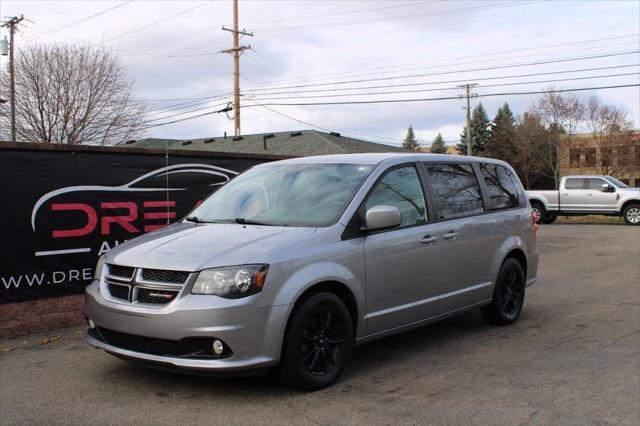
<box><xmin>212</xmin><ymin>339</ymin><xmax>224</xmax><ymax>355</ymax></box>
<box><xmin>88</xmin><ymin>319</ymin><xmax>96</xmax><ymax>330</ymax></box>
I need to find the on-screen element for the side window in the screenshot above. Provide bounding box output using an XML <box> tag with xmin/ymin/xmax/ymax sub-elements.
<box><xmin>425</xmin><ymin>164</ymin><xmax>484</xmax><ymax>220</ymax></box>
<box><xmin>364</xmin><ymin>166</ymin><xmax>427</xmax><ymax>227</ymax></box>
<box><xmin>586</xmin><ymin>178</ymin><xmax>606</xmax><ymax>190</ymax></box>
<box><xmin>480</xmin><ymin>164</ymin><xmax>520</xmax><ymax>210</ymax></box>
<box><xmin>565</xmin><ymin>178</ymin><xmax>585</xmax><ymax>190</ymax></box>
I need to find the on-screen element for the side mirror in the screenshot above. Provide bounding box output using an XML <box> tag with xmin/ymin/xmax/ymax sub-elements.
<box><xmin>364</xmin><ymin>205</ymin><xmax>401</xmax><ymax>231</ymax></box>
<box><xmin>601</xmin><ymin>183</ymin><xmax>614</xmax><ymax>193</ymax></box>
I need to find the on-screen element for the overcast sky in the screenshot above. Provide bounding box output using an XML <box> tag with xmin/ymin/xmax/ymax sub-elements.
<box><xmin>1</xmin><ymin>0</ymin><xmax>639</xmax><ymax>147</ymax></box>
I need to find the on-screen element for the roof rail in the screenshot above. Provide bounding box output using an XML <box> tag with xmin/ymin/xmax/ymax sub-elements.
<box><xmin>182</xmin><ymin>141</ymin><xmax>192</xmax><ymax>145</ymax></box>
<box><xmin>329</xmin><ymin>132</ymin><xmax>341</xmax><ymax>137</ymax></box>
<box><xmin>232</xmin><ymin>136</ymin><xmax>243</xmax><ymax>141</ymax></box>
<box><xmin>204</xmin><ymin>138</ymin><xmax>215</xmax><ymax>143</ymax></box>
<box><xmin>290</xmin><ymin>132</ymin><xmax>302</xmax><ymax>137</ymax></box>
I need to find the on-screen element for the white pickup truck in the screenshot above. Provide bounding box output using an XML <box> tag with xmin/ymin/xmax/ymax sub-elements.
<box><xmin>526</xmin><ymin>175</ymin><xmax>640</xmax><ymax>225</ymax></box>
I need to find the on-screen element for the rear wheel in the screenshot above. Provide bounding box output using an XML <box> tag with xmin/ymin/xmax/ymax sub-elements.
<box><xmin>481</xmin><ymin>258</ymin><xmax>526</xmax><ymax>326</ymax></box>
<box><xmin>277</xmin><ymin>292</ymin><xmax>353</xmax><ymax>390</ymax></box>
<box><xmin>542</xmin><ymin>214</ymin><xmax>557</xmax><ymax>224</ymax></box>
<box><xmin>623</xmin><ymin>203</ymin><xmax>640</xmax><ymax>225</ymax></box>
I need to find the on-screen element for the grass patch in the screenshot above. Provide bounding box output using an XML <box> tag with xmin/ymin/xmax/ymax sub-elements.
<box><xmin>554</xmin><ymin>215</ymin><xmax>623</xmax><ymax>225</ymax></box>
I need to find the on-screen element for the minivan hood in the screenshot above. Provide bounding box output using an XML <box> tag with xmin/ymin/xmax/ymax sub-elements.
<box><xmin>106</xmin><ymin>222</ymin><xmax>316</xmax><ymax>271</ymax></box>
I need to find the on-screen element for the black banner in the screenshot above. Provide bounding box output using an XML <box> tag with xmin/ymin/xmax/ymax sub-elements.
<box><xmin>0</xmin><ymin>145</ymin><xmax>273</xmax><ymax>303</ymax></box>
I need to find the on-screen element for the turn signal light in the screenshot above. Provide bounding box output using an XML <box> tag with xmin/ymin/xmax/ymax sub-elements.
<box><xmin>531</xmin><ymin>211</ymin><xmax>539</xmax><ymax>239</ymax></box>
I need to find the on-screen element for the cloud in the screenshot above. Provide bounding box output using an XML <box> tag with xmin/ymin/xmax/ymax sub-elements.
<box><xmin>1</xmin><ymin>0</ymin><xmax>638</xmax><ymax>144</ymax></box>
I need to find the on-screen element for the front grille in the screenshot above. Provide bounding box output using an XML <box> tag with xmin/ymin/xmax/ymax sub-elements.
<box><xmin>107</xmin><ymin>283</ymin><xmax>129</xmax><ymax>301</ymax></box>
<box><xmin>107</xmin><ymin>264</ymin><xmax>134</xmax><ymax>279</ymax></box>
<box><xmin>91</xmin><ymin>327</ymin><xmax>231</xmax><ymax>358</ymax></box>
<box><xmin>137</xmin><ymin>288</ymin><xmax>179</xmax><ymax>304</ymax></box>
<box><xmin>141</xmin><ymin>269</ymin><xmax>189</xmax><ymax>284</ymax></box>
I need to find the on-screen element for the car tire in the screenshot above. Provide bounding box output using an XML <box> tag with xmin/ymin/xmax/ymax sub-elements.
<box><xmin>481</xmin><ymin>258</ymin><xmax>526</xmax><ymax>326</ymax></box>
<box><xmin>530</xmin><ymin>201</ymin><xmax>545</xmax><ymax>224</ymax></box>
<box><xmin>622</xmin><ymin>203</ymin><xmax>640</xmax><ymax>226</ymax></box>
<box><xmin>542</xmin><ymin>214</ymin><xmax>557</xmax><ymax>224</ymax></box>
<box><xmin>277</xmin><ymin>292</ymin><xmax>354</xmax><ymax>391</ymax></box>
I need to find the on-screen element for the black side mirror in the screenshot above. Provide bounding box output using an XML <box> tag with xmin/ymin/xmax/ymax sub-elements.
<box><xmin>600</xmin><ymin>183</ymin><xmax>614</xmax><ymax>193</ymax></box>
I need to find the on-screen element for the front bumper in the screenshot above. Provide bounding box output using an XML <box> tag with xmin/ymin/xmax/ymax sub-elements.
<box><xmin>85</xmin><ymin>332</ymin><xmax>274</xmax><ymax>373</ymax></box>
<box><xmin>84</xmin><ymin>280</ymin><xmax>289</xmax><ymax>372</ymax></box>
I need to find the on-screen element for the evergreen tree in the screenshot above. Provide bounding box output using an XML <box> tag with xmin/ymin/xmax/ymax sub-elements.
<box><xmin>456</xmin><ymin>103</ymin><xmax>491</xmax><ymax>155</ymax></box>
<box><xmin>485</xmin><ymin>103</ymin><xmax>516</xmax><ymax>160</ymax></box>
<box><xmin>402</xmin><ymin>125</ymin><xmax>420</xmax><ymax>150</ymax></box>
<box><xmin>430</xmin><ymin>133</ymin><xmax>448</xmax><ymax>154</ymax></box>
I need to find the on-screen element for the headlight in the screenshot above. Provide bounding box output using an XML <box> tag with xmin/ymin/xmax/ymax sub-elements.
<box><xmin>192</xmin><ymin>265</ymin><xmax>268</xmax><ymax>298</ymax></box>
<box><xmin>94</xmin><ymin>255</ymin><xmax>105</xmax><ymax>280</ymax></box>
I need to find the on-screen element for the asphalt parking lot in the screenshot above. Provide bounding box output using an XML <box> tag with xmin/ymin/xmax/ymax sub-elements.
<box><xmin>1</xmin><ymin>224</ymin><xmax>639</xmax><ymax>425</ymax></box>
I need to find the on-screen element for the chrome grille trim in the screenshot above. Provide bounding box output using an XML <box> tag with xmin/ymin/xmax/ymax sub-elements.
<box><xmin>135</xmin><ymin>269</ymin><xmax>187</xmax><ymax>288</ymax></box>
<box><xmin>100</xmin><ymin>265</ymin><xmax>190</xmax><ymax>307</ymax></box>
<box><xmin>106</xmin><ymin>264</ymin><xmax>135</xmax><ymax>280</ymax></box>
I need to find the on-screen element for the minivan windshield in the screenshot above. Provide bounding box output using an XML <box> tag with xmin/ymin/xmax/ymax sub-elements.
<box><xmin>188</xmin><ymin>163</ymin><xmax>373</xmax><ymax>227</ymax></box>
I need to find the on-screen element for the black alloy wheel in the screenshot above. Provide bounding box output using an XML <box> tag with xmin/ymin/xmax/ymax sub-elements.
<box><xmin>481</xmin><ymin>258</ymin><xmax>526</xmax><ymax>325</ymax></box>
<box><xmin>301</xmin><ymin>307</ymin><xmax>346</xmax><ymax>376</ymax></box>
<box><xmin>277</xmin><ymin>292</ymin><xmax>353</xmax><ymax>390</ymax></box>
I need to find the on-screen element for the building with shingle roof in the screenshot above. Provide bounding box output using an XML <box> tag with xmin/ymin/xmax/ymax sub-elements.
<box><xmin>123</xmin><ymin>130</ymin><xmax>407</xmax><ymax>157</ymax></box>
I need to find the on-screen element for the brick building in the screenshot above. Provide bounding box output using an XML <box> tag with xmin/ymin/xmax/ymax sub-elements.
<box><xmin>560</xmin><ymin>133</ymin><xmax>640</xmax><ymax>187</ymax></box>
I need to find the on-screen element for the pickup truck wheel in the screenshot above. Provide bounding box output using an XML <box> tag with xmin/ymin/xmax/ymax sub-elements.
<box><xmin>623</xmin><ymin>203</ymin><xmax>640</xmax><ymax>225</ymax></box>
<box><xmin>277</xmin><ymin>292</ymin><xmax>353</xmax><ymax>390</ymax></box>
<box><xmin>530</xmin><ymin>202</ymin><xmax>545</xmax><ymax>224</ymax></box>
<box><xmin>542</xmin><ymin>214</ymin><xmax>557</xmax><ymax>224</ymax></box>
<box><xmin>481</xmin><ymin>258</ymin><xmax>526</xmax><ymax>326</ymax></box>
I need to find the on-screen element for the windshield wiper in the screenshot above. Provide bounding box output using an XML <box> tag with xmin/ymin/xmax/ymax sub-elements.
<box><xmin>185</xmin><ymin>216</ymin><xmax>203</xmax><ymax>223</ymax></box>
<box><xmin>233</xmin><ymin>218</ymin><xmax>276</xmax><ymax>226</ymax></box>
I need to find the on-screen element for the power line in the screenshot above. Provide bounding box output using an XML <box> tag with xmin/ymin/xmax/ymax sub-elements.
<box><xmin>134</xmin><ymin>64</ymin><xmax>640</xmax><ymax>116</ymax></box>
<box><xmin>251</xmin><ymin>1</ymin><xmax>536</xmax><ymax>32</ymax></box>
<box><xmin>142</xmin><ymin>99</ymin><xmax>232</xmax><ymax>124</ymax></box>
<box><xmin>240</xmin><ymin>84</ymin><xmax>640</xmax><ymax>107</ymax></box>
<box><xmin>134</xmin><ymin>68</ymin><xmax>638</xmax><ymax>125</ymax></box>
<box><xmin>22</xmin><ymin>1</ymin><xmax>134</xmax><ymax>44</ymax></box>
<box><xmin>239</xmin><ymin>64</ymin><xmax>639</xmax><ymax>96</ymax></box>
<box><xmin>242</xmin><ymin>72</ymin><xmax>639</xmax><ymax>101</ymax></box>
<box><xmin>240</xmin><ymin>34</ymin><xmax>640</xmax><ymax>89</ymax></box>
<box><xmin>252</xmin><ymin>40</ymin><xmax>639</xmax><ymax>88</ymax></box>
<box><xmin>103</xmin><ymin>1</ymin><xmax>215</xmax><ymax>43</ymax></box>
<box><xmin>242</xmin><ymin>50</ymin><xmax>640</xmax><ymax>92</ymax></box>
<box><xmin>240</xmin><ymin>1</ymin><xmax>430</xmax><ymax>25</ymax></box>
<box><xmin>248</xmin><ymin>101</ymin><xmax>405</xmax><ymax>145</ymax></box>
<box><xmin>139</xmin><ymin>84</ymin><xmax>640</xmax><ymax>131</ymax></box>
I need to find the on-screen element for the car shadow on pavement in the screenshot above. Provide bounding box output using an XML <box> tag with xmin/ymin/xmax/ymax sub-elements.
<box><xmin>98</xmin><ymin>309</ymin><xmax>498</xmax><ymax>395</ymax></box>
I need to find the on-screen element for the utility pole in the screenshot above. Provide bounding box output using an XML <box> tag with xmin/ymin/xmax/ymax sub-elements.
<box><xmin>222</xmin><ymin>0</ymin><xmax>252</xmax><ymax>137</ymax></box>
<box><xmin>1</xmin><ymin>15</ymin><xmax>24</xmax><ymax>143</ymax></box>
<box><xmin>457</xmin><ymin>83</ymin><xmax>478</xmax><ymax>156</ymax></box>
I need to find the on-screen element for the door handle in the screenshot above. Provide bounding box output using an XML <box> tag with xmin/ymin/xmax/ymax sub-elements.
<box><xmin>443</xmin><ymin>231</ymin><xmax>459</xmax><ymax>240</ymax></box>
<box><xmin>421</xmin><ymin>235</ymin><xmax>437</xmax><ymax>244</ymax></box>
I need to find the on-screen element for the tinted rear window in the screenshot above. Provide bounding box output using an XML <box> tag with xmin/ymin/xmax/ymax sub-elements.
<box><xmin>480</xmin><ymin>164</ymin><xmax>521</xmax><ymax>210</ymax></box>
<box><xmin>565</xmin><ymin>178</ymin><xmax>584</xmax><ymax>189</ymax></box>
<box><xmin>425</xmin><ymin>164</ymin><xmax>484</xmax><ymax>220</ymax></box>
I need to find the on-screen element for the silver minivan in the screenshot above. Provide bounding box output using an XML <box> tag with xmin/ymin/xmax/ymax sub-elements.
<box><xmin>86</xmin><ymin>153</ymin><xmax>538</xmax><ymax>390</ymax></box>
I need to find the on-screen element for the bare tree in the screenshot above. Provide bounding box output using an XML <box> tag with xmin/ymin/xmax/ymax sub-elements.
<box><xmin>534</xmin><ymin>90</ymin><xmax>585</xmax><ymax>187</ymax></box>
<box><xmin>585</xmin><ymin>96</ymin><xmax>634</xmax><ymax>178</ymax></box>
<box><xmin>513</xmin><ymin>112</ymin><xmax>549</xmax><ymax>189</ymax></box>
<box><xmin>0</xmin><ymin>44</ymin><xmax>145</xmax><ymax>145</ymax></box>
